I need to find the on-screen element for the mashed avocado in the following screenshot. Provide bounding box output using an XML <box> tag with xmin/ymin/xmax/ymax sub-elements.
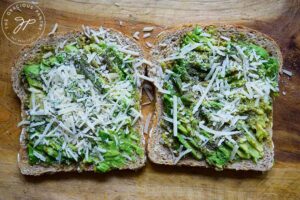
<box><xmin>160</xmin><ymin>26</ymin><xmax>279</xmax><ymax>169</ymax></box>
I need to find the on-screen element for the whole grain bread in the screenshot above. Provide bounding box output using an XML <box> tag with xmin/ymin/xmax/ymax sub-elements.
<box><xmin>12</xmin><ymin>27</ymin><xmax>147</xmax><ymax>176</ymax></box>
<box><xmin>147</xmin><ymin>24</ymin><xmax>283</xmax><ymax>171</ymax></box>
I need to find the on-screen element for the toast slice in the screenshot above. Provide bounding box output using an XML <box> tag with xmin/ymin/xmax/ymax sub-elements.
<box><xmin>148</xmin><ymin>24</ymin><xmax>283</xmax><ymax>171</ymax></box>
<box><xmin>13</xmin><ymin>27</ymin><xmax>147</xmax><ymax>175</ymax></box>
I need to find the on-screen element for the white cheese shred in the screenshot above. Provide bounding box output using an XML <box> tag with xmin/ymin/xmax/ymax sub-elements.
<box><xmin>143</xmin><ymin>33</ymin><xmax>151</xmax><ymax>38</ymax></box>
<box><xmin>230</xmin><ymin>145</ymin><xmax>239</xmax><ymax>161</ymax></box>
<box><xmin>17</xmin><ymin>120</ymin><xmax>30</xmax><ymax>127</ymax></box>
<box><xmin>143</xmin><ymin>27</ymin><xmax>154</xmax><ymax>32</ymax></box>
<box><xmin>282</xmin><ymin>69</ymin><xmax>293</xmax><ymax>77</ymax></box>
<box><xmin>193</xmin><ymin>68</ymin><xmax>220</xmax><ymax>114</ymax></box>
<box><xmin>144</xmin><ymin>113</ymin><xmax>152</xmax><ymax>134</ymax></box>
<box><xmin>133</xmin><ymin>31</ymin><xmax>140</xmax><ymax>40</ymax></box>
<box><xmin>146</xmin><ymin>42</ymin><xmax>153</xmax><ymax>48</ymax></box>
<box><xmin>174</xmin><ymin>149</ymin><xmax>192</xmax><ymax>164</ymax></box>
<box><xmin>199</xmin><ymin>122</ymin><xmax>240</xmax><ymax>138</ymax></box>
<box><xmin>173</xmin><ymin>96</ymin><xmax>178</xmax><ymax>137</ymax></box>
<box><xmin>33</xmin><ymin>151</ymin><xmax>46</xmax><ymax>161</ymax></box>
<box><xmin>48</xmin><ymin>23</ymin><xmax>58</xmax><ymax>36</ymax></box>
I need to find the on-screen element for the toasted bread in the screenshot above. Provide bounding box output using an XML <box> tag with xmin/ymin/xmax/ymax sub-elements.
<box><xmin>147</xmin><ymin>24</ymin><xmax>283</xmax><ymax>171</ymax></box>
<box><xmin>12</xmin><ymin>28</ymin><xmax>146</xmax><ymax>175</ymax></box>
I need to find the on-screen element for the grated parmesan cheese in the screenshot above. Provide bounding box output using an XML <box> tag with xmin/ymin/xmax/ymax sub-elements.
<box><xmin>173</xmin><ymin>96</ymin><xmax>178</xmax><ymax>137</ymax></box>
<box><xmin>144</xmin><ymin>113</ymin><xmax>152</xmax><ymax>134</ymax></box>
<box><xmin>145</xmin><ymin>42</ymin><xmax>153</xmax><ymax>48</ymax></box>
<box><xmin>143</xmin><ymin>33</ymin><xmax>151</xmax><ymax>38</ymax></box>
<box><xmin>282</xmin><ymin>69</ymin><xmax>293</xmax><ymax>77</ymax></box>
<box><xmin>48</xmin><ymin>23</ymin><xmax>58</xmax><ymax>36</ymax></box>
<box><xmin>174</xmin><ymin>148</ymin><xmax>192</xmax><ymax>164</ymax></box>
<box><xmin>193</xmin><ymin>68</ymin><xmax>220</xmax><ymax>114</ymax></box>
<box><xmin>133</xmin><ymin>31</ymin><xmax>140</xmax><ymax>40</ymax></box>
<box><xmin>143</xmin><ymin>27</ymin><xmax>154</xmax><ymax>32</ymax></box>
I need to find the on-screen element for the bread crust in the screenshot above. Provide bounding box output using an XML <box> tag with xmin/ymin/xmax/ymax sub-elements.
<box><xmin>12</xmin><ymin>28</ymin><xmax>147</xmax><ymax>176</ymax></box>
<box><xmin>147</xmin><ymin>24</ymin><xmax>283</xmax><ymax>171</ymax></box>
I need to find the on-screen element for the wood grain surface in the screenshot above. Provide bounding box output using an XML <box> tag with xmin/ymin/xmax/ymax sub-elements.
<box><xmin>0</xmin><ymin>0</ymin><xmax>300</xmax><ymax>199</ymax></box>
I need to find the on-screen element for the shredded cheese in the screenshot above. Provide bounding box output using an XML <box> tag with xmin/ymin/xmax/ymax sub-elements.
<box><xmin>143</xmin><ymin>27</ymin><xmax>154</xmax><ymax>32</ymax></box>
<box><xmin>144</xmin><ymin>113</ymin><xmax>152</xmax><ymax>134</ymax></box>
<box><xmin>282</xmin><ymin>69</ymin><xmax>293</xmax><ymax>77</ymax></box>
<box><xmin>48</xmin><ymin>23</ymin><xmax>58</xmax><ymax>36</ymax></box>
<box><xmin>174</xmin><ymin>148</ymin><xmax>192</xmax><ymax>164</ymax></box>
<box><xmin>143</xmin><ymin>33</ymin><xmax>151</xmax><ymax>38</ymax></box>
<box><xmin>133</xmin><ymin>31</ymin><xmax>140</xmax><ymax>40</ymax></box>
<box><xmin>173</xmin><ymin>96</ymin><xmax>178</xmax><ymax>137</ymax></box>
<box><xmin>193</xmin><ymin>68</ymin><xmax>220</xmax><ymax>114</ymax></box>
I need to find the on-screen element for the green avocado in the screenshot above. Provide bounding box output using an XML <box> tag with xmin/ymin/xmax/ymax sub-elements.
<box><xmin>64</xmin><ymin>44</ymin><xmax>78</xmax><ymax>53</ymax></box>
<box><xmin>206</xmin><ymin>146</ymin><xmax>231</xmax><ymax>169</ymax></box>
<box><xmin>249</xmin><ymin>44</ymin><xmax>269</xmax><ymax>59</ymax></box>
<box><xmin>177</xmin><ymin>133</ymin><xmax>202</xmax><ymax>160</ymax></box>
<box><xmin>264</xmin><ymin>57</ymin><xmax>279</xmax><ymax>79</ymax></box>
<box><xmin>28</xmin><ymin>145</ymin><xmax>39</xmax><ymax>164</ymax></box>
<box><xmin>239</xmin><ymin>142</ymin><xmax>262</xmax><ymax>162</ymax></box>
<box><xmin>23</xmin><ymin>64</ymin><xmax>43</xmax><ymax>89</ymax></box>
<box><xmin>44</xmin><ymin>146</ymin><xmax>59</xmax><ymax>158</ymax></box>
<box><xmin>96</xmin><ymin>162</ymin><xmax>111</xmax><ymax>173</ymax></box>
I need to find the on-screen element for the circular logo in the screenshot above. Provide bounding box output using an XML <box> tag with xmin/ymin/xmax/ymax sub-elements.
<box><xmin>1</xmin><ymin>1</ymin><xmax>46</xmax><ymax>45</ymax></box>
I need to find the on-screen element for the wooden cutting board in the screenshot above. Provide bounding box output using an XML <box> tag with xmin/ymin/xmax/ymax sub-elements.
<box><xmin>0</xmin><ymin>0</ymin><xmax>299</xmax><ymax>199</ymax></box>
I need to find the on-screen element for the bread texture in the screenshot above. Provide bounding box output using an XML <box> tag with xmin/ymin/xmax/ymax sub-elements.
<box><xmin>147</xmin><ymin>24</ymin><xmax>283</xmax><ymax>171</ymax></box>
<box><xmin>12</xmin><ymin>28</ymin><xmax>146</xmax><ymax>175</ymax></box>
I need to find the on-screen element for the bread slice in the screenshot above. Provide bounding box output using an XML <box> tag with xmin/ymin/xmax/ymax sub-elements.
<box><xmin>12</xmin><ymin>27</ymin><xmax>147</xmax><ymax>175</ymax></box>
<box><xmin>147</xmin><ymin>24</ymin><xmax>283</xmax><ymax>171</ymax></box>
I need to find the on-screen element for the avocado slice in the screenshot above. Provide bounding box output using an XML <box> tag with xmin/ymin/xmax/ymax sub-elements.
<box><xmin>64</xmin><ymin>44</ymin><xmax>78</xmax><ymax>53</ymax></box>
<box><xmin>23</xmin><ymin>64</ymin><xmax>43</xmax><ymax>89</ymax></box>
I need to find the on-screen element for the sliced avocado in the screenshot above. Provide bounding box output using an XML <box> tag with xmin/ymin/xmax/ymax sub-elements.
<box><xmin>104</xmin><ymin>150</ymin><xmax>120</xmax><ymax>158</ymax></box>
<box><xmin>28</xmin><ymin>145</ymin><xmax>39</xmax><ymax>164</ymax></box>
<box><xmin>264</xmin><ymin>57</ymin><xmax>279</xmax><ymax>79</ymax></box>
<box><xmin>119</xmin><ymin>141</ymin><xmax>133</xmax><ymax>153</ymax></box>
<box><xmin>171</xmin><ymin>74</ymin><xmax>183</xmax><ymax>94</ymax></box>
<box><xmin>250</xmin><ymin>44</ymin><xmax>269</xmax><ymax>59</ymax></box>
<box><xmin>129</xmin><ymin>134</ymin><xmax>139</xmax><ymax>141</ymax></box>
<box><xmin>236</xmin><ymin>149</ymin><xmax>251</xmax><ymax>159</ymax></box>
<box><xmin>177</xmin><ymin>133</ymin><xmax>202</xmax><ymax>160</ymax></box>
<box><xmin>239</xmin><ymin>142</ymin><xmax>262</xmax><ymax>162</ymax></box>
<box><xmin>178</xmin><ymin>124</ymin><xmax>189</xmax><ymax>135</ymax></box>
<box><xmin>24</xmin><ymin>64</ymin><xmax>40</xmax><ymax>76</ymax></box>
<box><xmin>106</xmin><ymin>156</ymin><xmax>126</xmax><ymax>168</ymax></box>
<box><xmin>255</xmin><ymin>123</ymin><xmax>268</xmax><ymax>142</ymax></box>
<box><xmin>23</xmin><ymin>64</ymin><xmax>43</xmax><ymax>89</ymax></box>
<box><xmin>206</xmin><ymin>145</ymin><xmax>231</xmax><ymax>169</ymax></box>
<box><xmin>64</xmin><ymin>44</ymin><xmax>78</xmax><ymax>53</ymax></box>
<box><xmin>181</xmin><ymin>93</ymin><xmax>194</xmax><ymax>106</ymax></box>
<box><xmin>27</xmin><ymin>78</ymin><xmax>42</xmax><ymax>89</ymax></box>
<box><xmin>96</xmin><ymin>162</ymin><xmax>111</xmax><ymax>173</ymax></box>
<box><xmin>206</xmin><ymin>100</ymin><xmax>223</xmax><ymax>109</ymax></box>
<box><xmin>122</xmin><ymin>140</ymin><xmax>144</xmax><ymax>157</ymax></box>
<box><xmin>44</xmin><ymin>146</ymin><xmax>58</xmax><ymax>158</ymax></box>
<box><xmin>245</xmin><ymin>134</ymin><xmax>263</xmax><ymax>153</ymax></box>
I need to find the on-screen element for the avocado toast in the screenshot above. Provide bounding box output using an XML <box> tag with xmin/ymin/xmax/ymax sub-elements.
<box><xmin>13</xmin><ymin>27</ymin><xmax>146</xmax><ymax>175</ymax></box>
<box><xmin>148</xmin><ymin>25</ymin><xmax>282</xmax><ymax>171</ymax></box>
